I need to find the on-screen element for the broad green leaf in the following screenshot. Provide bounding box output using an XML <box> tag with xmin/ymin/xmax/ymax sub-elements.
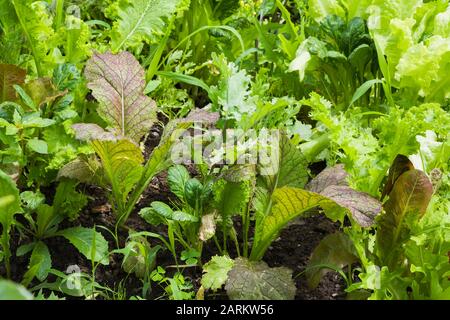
<box><xmin>184</xmin><ymin>178</ymin><xmax>204</xmax><ymax>209</ymax></box>
<box><xmin>57</xmin><ymin>227</ymin><xmax>109</xmax><ymax>265</ymax></box>
<box><xmin>201</xmin><ymin>255</ymin><xmax>234</xmax><ymax>292</ymax></box>
<box><xmin>22</xmin><ymin>241</ymin><xmax>51</xmax><ymax>285</ymax></box>
<box><xmin>150</xmin><ymin>201</ymin><xmax>174</xmax><ymax>219</ymax></box>
<box><xmin>167</xmin><ymin>164</ymin><xmax>190</xmax><ymax>200</ymax></box>
<box><xmin>0</xmin><ymin>280</ymin><xmax>33</xmax><ymax>300</ymax></box>
<box><xmin>92</xmin><ymin>139</ymin><xmax>144</xmax><ymax>202</ymax></box>
<box><xmin>0</xmin><ymin>64</ymin><xmax>26</xmax><ymax>102</ymax></box>
<box><xmin>0</xmin><ymin>170</ymin><xmax>21</xmax><ymax>227</ymax></box>
<box><xmin>307</xmin><ymin>232</ymin><xmax>358</xmax><ymax>288</ymax></box>
<box><xmin>251</xmin><ymin>186</ymin><xmax>381</xmax><ymax>260</ymax></box>
<box><xmin>84</xmin><ymin>52</ymin><xmax>157</xmax><ymax>143</ymax></box>
<box><xmin>141</xmin><ymin>202</ymin><xmax>198</xmax><ymax>223</ymax></box>
<box><xmin>27</xmin><ymin>139</ymin><xmax>48</xmax><ymax>154</ymax></box>
<box><xmin>172</xmin><ymin>211</ymin><xmax>198</xmax><ymax>222</ymax></box>
<box><xmin>225</xmin><ymin>257</ymin><xmax>296</xmax><ymax>300</ymax></box>
<box><xmin>377</xmin><ymin>169</ymin><xmax>433</xmax><ymax>268</ymax></box>
<box><xmin>22</xmin><ymin>116</ymin><xmax>56</xmax><ymax>128</ymax></box>
<box><xmin>139</xmin><ymin>207</ymin><xmax>164</xmax><ymax>226</ymax></box>
<box><xmin>109</xmin><ymin>0</ymin><xmax>181</xmax><ymax>52</ymax></box>
<box><xmin>213</xmin><ymin>179</ymin><xmax>250</xmax><ymax>232</ymax></box>
<box><xmin>260</xmin><ymin>133</ymin><xmax>309</xmax><ymax>190</ymax></box>
<box><xmin>251</xmin><ymin>187</ymin><xmax>339</xmax><ymax>261</ymax></box>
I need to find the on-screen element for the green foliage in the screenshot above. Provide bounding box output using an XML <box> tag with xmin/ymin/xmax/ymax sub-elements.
<box><xmin>201</xmin><ymin>255</ymin><xmax>234</xmax><ymax>292</ymax></box>
<box><xmin>108</xmin><ymin>0</ymin><xmax>182</xmax><ymax>52</ymax></box>
<box><xmin>225</xmin><ymin>257</ymin><xmax>296</xmax><ymax>300</ymax></box>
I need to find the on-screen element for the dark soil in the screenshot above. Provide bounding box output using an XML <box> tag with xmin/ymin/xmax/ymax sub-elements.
<box><xmin>1</xmin><ymin>120</ymin><xmax>346</xmax><ymax>300</ymax></box>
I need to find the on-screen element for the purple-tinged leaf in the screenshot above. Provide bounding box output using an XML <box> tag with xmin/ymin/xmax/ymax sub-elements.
<box><xmin>377</xmin><ymin>169</ymin><xmax>433</xmax><ymax>267</ymax></box>
<box><xmin>71</xmin><ymin>123</ymin><xmax>119</xmax><ymax>141</ymax></box>
<box><xmin>0</xmin><ymin>64</ymin><xmax>26</xmax><ymax>102</ymax></box>
<box><xmin>184</xmin><ymin>108</ymin><xmax>220</xmax><ymax>124</ymax></box>
<box><xmin>305</xmin><ymin>164</ymin><xmax>349</xmax><ymax>193</ymax></box>
<box><xmin>84</xmin><ymin>52</ymin><xmax>157</xmax><ymax>143</ymax></box>
<box><xmin>381</xmin><ymin>154</ymin><xmax>414</xmax><ymax>201</ymax></box>
<box><xmin>321</xmin><ymin>185</ymin><xmax>382</xmax><ymax>227</ymax></box>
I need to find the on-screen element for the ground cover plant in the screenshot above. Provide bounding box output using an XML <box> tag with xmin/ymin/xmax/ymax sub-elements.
<box><xmin>0</xmin><ymin>0</ymin><xmax>449</xmax><ymax>300</ymax></box>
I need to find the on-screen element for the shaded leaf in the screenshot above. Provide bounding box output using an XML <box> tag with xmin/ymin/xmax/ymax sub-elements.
<box><xmin>57</xmin><ymin>158</ymin><xmax>101</xmax><ymax>184</ymax></box>
<box><xmin>307</xmin><ymin>232</ymin><xmax>358</xmax><ymax>288</ymax></box>
<box><xmin>225</xmin><ymin>257</ymin><xmax>296</xmax><ymax>300</ymax></box>
<box><xmin>0</xmin><ymin>64</ymin><xmax>26</xmax><ymax>102</ymax></box>
<box><xmin>57</xmin><ymin>227</ymin><xmax>109</xmax><ymax>265</ymax></box>
<box><xmin>23</xmin><ymin>78</ymin><xmax>66</xmax><ymax>108</ymax></box>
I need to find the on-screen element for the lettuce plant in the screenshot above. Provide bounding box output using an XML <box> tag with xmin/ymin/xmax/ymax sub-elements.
<box><xmin>306</xmin><ymin>155</ymin><xmax>448</xmax><ymax>299</ymax></box>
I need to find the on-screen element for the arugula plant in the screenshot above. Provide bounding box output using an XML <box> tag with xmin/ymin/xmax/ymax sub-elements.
<box><xmin>16</xmin><ymin>179</ymin><xmax>109</xmax><ymax>287</ymax></box>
